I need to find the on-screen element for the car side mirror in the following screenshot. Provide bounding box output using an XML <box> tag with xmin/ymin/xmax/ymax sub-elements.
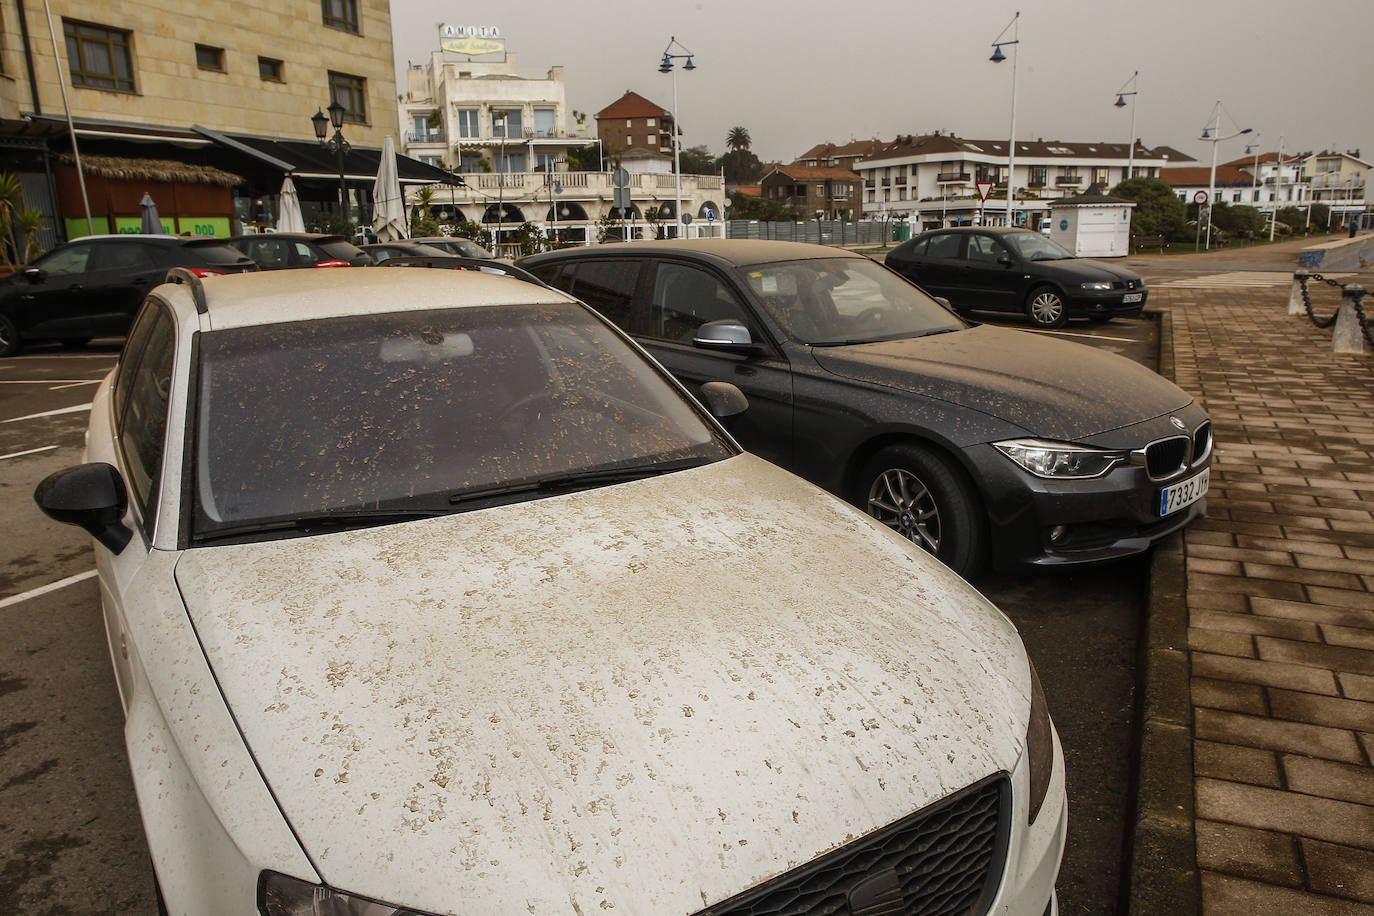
<box><xmin>33</xmin><ymin>463</ymin><xmax>133</xmax><ymax>554</ymax></box>
<box><xmin>22</xmin><ymin>267</ymin><xmax>43</xmax><ymax>283</ymax></box>
<box><xmin>692</xmin><ymin>319</ymin><xmax>755</xmax><ymax>352</ymax></box>
<box><xmin>997</xmin><ymin>254</ymin><xmax>1015</xmax><ymax>267</ymax></box>
<box><xmin>699</xmin><ymin>381</ymin><xmax>748</xmax><ymax>420</ymax></box>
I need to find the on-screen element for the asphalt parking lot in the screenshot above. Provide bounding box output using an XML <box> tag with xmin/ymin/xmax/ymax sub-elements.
<box><xmin>0</xmin><ymin>312</ymin><xmax>1160</xmax><ymax>915</ymax></box>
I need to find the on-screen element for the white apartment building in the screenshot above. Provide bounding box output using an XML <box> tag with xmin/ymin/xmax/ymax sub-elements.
<box><xmin>853</xmin><ymin>133</ymin><xmax>1183</xmax><ymax>229</ymax></box>
<box><xmin>399</xmin><ymin>49</ymin><xmax>723</xmax><ymax>248</ymax></box>
<box><xmin>1297</xmin><ymin>150</ymin><xmax>1368</xmax><ymax>224</ymax></box>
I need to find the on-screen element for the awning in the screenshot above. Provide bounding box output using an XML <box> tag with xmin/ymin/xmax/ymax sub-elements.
<box><xmin>193</xmin><ymin>126</ymin><xmax>463</xmax><ymax>186</ymax></box>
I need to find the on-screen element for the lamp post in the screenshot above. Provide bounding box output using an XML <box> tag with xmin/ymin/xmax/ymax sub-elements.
<box><xmin>989</xmin><ymin>11</ymin><xmax>1019</xmax><ymax>227</ymax></box>
<box><xmin>1270</xmin><ymin>136</ymin><xmax>1285</xmax><ymax>241</ymax></box>
<box><xmin>494</xmin><ymin>111</ymin><xmax>507</xmax><ymax>254</ymax></box>
<box><xmin>312</xmin><ymin>101</ymin><xmax>351</xmax><ymax>235</ymax></box>
<box><xmin>659</xmin><ymin>36</ymin><xmax>695</xmax><ymax>239</ymax></box>
<box><xmin>1200</xmin><ymin>99</ymin><xmax>1252</xmax><ymax>250</ymax></box>
<box><xmin>1114</xmin><ymin>71</ymin><xmax>1139</xmax><ymax>181</ymax></box>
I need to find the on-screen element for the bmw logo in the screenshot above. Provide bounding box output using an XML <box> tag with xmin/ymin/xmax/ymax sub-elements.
<box><xmin>1170</xmin><ymin>416</ymin><xmax>1186</xmax><ymax>431</ymax></box>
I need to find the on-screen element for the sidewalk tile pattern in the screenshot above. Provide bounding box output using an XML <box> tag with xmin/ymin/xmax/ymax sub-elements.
<box><xmin>1162</xmin><ymin>281</ymin><xmax>1374</xmax><ymax>914</ymax></box>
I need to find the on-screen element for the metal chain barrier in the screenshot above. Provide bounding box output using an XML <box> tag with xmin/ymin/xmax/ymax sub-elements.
<box><xmin>1293</xmin><ymin>270</ymin><xmax>1373</xmax><ymax>349</ymax></box>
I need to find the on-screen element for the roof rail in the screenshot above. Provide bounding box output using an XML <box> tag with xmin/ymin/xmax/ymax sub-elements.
<box><xmin>165</xmin><ymin>268</ymin><xmax>208</xmax><ymax>314</ymax></box>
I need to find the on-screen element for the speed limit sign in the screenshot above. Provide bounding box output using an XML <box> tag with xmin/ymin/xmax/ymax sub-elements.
<box><xmin>1192</xmin><ymin>190</ymin><xmax>1209</xmax><ymax>205</ymax></box>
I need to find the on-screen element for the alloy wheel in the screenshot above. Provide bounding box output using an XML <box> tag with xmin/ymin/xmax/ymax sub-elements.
<box><xmin>867</xmin><ymin>468</ymin><xmax>941</xmax><ymax>553</ymax></box>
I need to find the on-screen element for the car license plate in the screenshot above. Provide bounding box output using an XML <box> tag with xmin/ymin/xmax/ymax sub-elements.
<box><xmin>1122</xmin><ymin>293</ymin><xmax>1144</xmax><ymax>303</ymax></box>
<box><xmin>1159</xmin><ymin>468</ymin><xmax>1209</xmax><ymax>516</ymax></box>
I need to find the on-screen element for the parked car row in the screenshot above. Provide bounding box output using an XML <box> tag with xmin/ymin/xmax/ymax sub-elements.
<box><xmin>36</xmin><ymin>265</ymin><xmax>1067</xmax><ymax>916</ymax></box>
<box><xmin>0</xmin><ymin>233</ymin><xmax>494</xmax><ymax>356</ymax></box>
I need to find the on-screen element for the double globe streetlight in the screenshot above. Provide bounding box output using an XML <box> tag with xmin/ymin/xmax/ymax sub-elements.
<box><xmin>658</xmin><ymin>37</ymin><xmax>695</xmax><ymax>239</ymax></box>
<box><xmin>1199</xmin><ymin>99</ymin><xmax>1252</xmax><ymax>250</ymax></box>
<box><xmin>311</xmin><ymin>101</ymin><xmax>352</xmax><ymax>235</ymax></box>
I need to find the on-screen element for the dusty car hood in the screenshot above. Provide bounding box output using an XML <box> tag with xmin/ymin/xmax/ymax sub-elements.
<box><xmin>812</xmin><ymin>324</ymin><xmax>1190</xmax><ymax>439</ymax></box>
<box><xmin>1029</xmin><ymin>257</ymin><xmax>1142</xmax><ymax>284</ymax></box>
<box><xmin>175</xmin><ymin>454</ymin><xmax>1028</xmax><ymax>915</ymax></box>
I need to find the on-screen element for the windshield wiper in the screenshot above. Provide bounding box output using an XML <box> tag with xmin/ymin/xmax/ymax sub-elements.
<box><xmin>197</xmin><ymin>508</ymin><xmax>450</xmax><ymax>542</ymax></box>
<box><xmin>447</xmin><ymin>456</ymin><xmax>715</xmax><ymax>506</ymax></box>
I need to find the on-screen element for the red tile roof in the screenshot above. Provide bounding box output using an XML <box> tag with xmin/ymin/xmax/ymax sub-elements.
<box><xmin>596</xmin><ymin>91</ymin><xmax>668</xmax><ymax>120</ymax></box>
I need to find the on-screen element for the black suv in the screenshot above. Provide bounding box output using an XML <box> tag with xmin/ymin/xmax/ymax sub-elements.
<box><xmin>226</xmin><ymin>233</ymin><xmax>372</xmax><ymax>270</ymax></box>
<box><xmin>0</xmin><ymin>234</ymin><xmax>256</xmax><ymax>356</ymax></box>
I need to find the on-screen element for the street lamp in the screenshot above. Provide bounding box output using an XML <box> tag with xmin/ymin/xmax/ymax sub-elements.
<box><xmin>1270</xmin><ymin>135</ymin><xmax>1286</xmax><ymax>241</ymax></box>
<box><xmin>1245</xmin><ymin>138</ymin><xmax>1262</xmax><ymax>209</ymax></box>
<box><xmin>659</xmin><ymin>36</ymin><xmax>695</xmax><ymax>239</ymax></box>
<box><xmin>312</xmin><ymin>101</ymin><xmax>352</xmax><ymax>235</ymax></box>
<box><xmin>989</xmin><ymin>11</ymin><xmax>1019</xmax><ymax>227</ymax></box>
<box><xmin>493</xmin><ymin>111</ymin><xmax>508</xmax><ymax>253</ymax></box>
<box><xmin>1199</xmin><ymin>99</ymin><xmax>1252</xmax><ymax>250</ymax></box>
<box><xmin>1114</xmin><ymin>71</ymin><xmax>1139</xmax><ymax>180</ymax></box>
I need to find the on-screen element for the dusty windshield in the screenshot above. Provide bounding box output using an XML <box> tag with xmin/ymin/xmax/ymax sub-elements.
<box><xmin>192</xmin><ymin>304</ymin><xmax>732</xmax><ymax>539</ymax></box>
<box><xmin>739</xmin><ymin>258</ymin><xmax>965</xmax><ymax>345</ymax></box>
<box><xmin>1003</xmin><ymin>233</ymin><xmax>1075</xmax><ymax>261</ymax></box>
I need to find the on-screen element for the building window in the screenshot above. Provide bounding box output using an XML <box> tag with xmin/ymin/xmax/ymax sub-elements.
<box><xmin>195</xmin><ymin>44</ymin><xmax>224</xmax><ymax>72</ymax></box>
<box><xmin>63</xmin><ymin>19</ymin><xmax>135</xmax><ymax>92</ymax></box>
<box><xmin>1092</xmin><ymin>167</ymin><xmax>1109</xmax><ymax>188</ymax></box>
<box><xmin>834</xmin><ymin>183</ymin><xmax>850</xmax><ymax>199</ymax></box>
<box><xmin>1029</xmin><ymin>165</ymin><xmax>1047</xmax><ymax>187</ymax></box>
<box><xmin>492</xmin><ymin>108</ymin><xmax>522</xmax><ymax>137</ymax></box>
<box><xmin>459</xmin><ymin>152</ymin><xmax>483</xmax><ymax>172</ymax></box>
<box><xmin>647</xmin><ymin>135</ymin><xmax>657</xmax><ymax>146</ymax></box>
<box><xmin>321</xmin><ymin>0</ymin><xmax>359</xmax><ymax>33</ymax></box>
<box><xmin>456</xmin><ymin>109</ymin><xmax>479</xmax><ymax>139</ymax></box>
<box><xmin>535</xmin><ymin>152</ymin><xmax>560</xmax><ymax>172</ymax></box>
<box><xmin>533</xmin><ymin>108</ymin><xmax>556</xmax><ymax>138</ymax></box>
<box><xmin>420</xmin><ymin>156</ymin><xmax>442</xmax><ymax>168</ymax></box>
<box><xmin>258</xmin><ymin>56</ymin><xmax>283</xmax><ymax>82</ymax></box>
<box><xmin>328</xmin><ymin>71</ymin><xmax>366</xmax><ymax>123</ymax></box>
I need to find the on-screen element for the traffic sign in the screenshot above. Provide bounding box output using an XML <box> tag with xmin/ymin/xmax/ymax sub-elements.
<box><xmin>613</xmin><ymin>187</ymin><xmax>631</xmax><ymax>210</ymax></box>
<box><xmin>976</xmin><ymin>181</ymin><xmax>994</xmax><ymax>202</ymax></box>
<box><xmin>705</xmin><ymin>208</ymin><xmax>716</xmax><ymax>223</ymax></box>
<box><xmin>682</xmin><ymin>213</ymin><xmax>693</xmax><ymax>225</ymax></box>
<box><xmin>1192</xmin><ymin>190</ymin><xmax>1209</xmax><ymax>205</ymax></box>
<box><xmin>612</xmin><ymin>167</ymin><xmax>630</xmax><ymax>188</ymax></box>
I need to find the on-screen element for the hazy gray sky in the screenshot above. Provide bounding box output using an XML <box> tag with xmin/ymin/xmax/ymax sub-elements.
<box><xmin>390</xmin><ymin>0</ymin><xmax>1372</xmax><ymax>167</ymax></box>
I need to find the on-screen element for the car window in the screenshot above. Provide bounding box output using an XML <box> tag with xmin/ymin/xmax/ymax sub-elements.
<box><xmin>924</xmin><ymin>233</ymin><xmax>962</xmax><ymax>259</ymax></box>
<box><xmin>191</xmin><ymin>304</ymin><xmax>733</xmax><ymax>538</ymax></box>
<box><xmin>117</xmin><ymin>306</ymin><xmax>176</xmax><ymax>527</ymax></box>
<box><xmin>319</xmin><ymin>240</ymin><xmax>364</xmax><ymax>261</ymax></box>
<box><xmin>92</xmin><ymin>241</ymin><xmax>159</xmax><ymax>272</ymax></box>
<box><xmin>114</xmin><ymin>303</ymin><xmax>159</xmax><ymax>417</ymax></box>
<box><xmin>186</xmin><ymin>241</ymin><xmax>252</xmax><ymax>266</ymax></box>
<box><xmin>966</xmin><ymin>235</ymin><xmax>1005</xmax><ymax>264</ymax></box>
<box><xmin>903</xmin><ymin>238</ymin><xmax>929</xmax><ymax>257</ymax></box>
<box><xmin>246</xmin><ymin>238</ymin><xmax>291</xmax><ymax>269</ymax></box>
<box><xmin>648</xmin><ymin>263</ymin><xmax>754</xmax><ymax>342</ymax></box>
<box><xmin>37</xmin><ymin>243</ymin><xmax>94</xmax><ymax>276</ymax></box>
<box><xmin>1002</xmin><ymin>232</ymin><xmax>1075</xmax><ymax>261</ymax></box>
<box><xmin>742</xmin><ymin>257</ymin><xmax>964</xmax><ymax>345</ymax></box>
<box><xmin>555</xmin><ymin>260</ymin><xmax>644</xmax><ymax>332</ymax></box>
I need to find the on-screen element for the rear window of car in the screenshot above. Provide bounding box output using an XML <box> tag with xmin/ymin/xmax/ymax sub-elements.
<box><xmin>184</xmin><ymin>242</ymin><xmax>253</xmax><ymax>265</ymax></box>
<box><xmin>191</xmin><ymin>303</ymin><xmax>733</xmax><ymax>539</ymax></box>
<box><xmin>319</xmin><ymin>240</ymin><xmax>365</xmax><ymax>260</ymax></box>
<box><xmin>924</xmin><ymin>233</ymin><xmax>962</xmax><ymax>259</ymax></box>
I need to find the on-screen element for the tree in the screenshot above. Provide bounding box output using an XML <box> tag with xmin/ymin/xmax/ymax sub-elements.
<box><xmin>1210</xmin><ymin>203</ymin><xmax>1265</xmax><ymax>237</ymax></box>
<box><xmin>726</xmin><ymin>190</ymin><xmax>802</xmax><ymax>222</ymax></box>
<box><xmin>726</xmin><ymin>126</ymin><xmax>751</xmax><ymax>152</ymax></box>
<box><xmin>1110</xmin><ymin>177</ymin><xmax>1187</xmax><ymax>241</ymax></box>
<box><xmin>719</xmin><ymin>148</ymin><xmax>763</xmax><ymax>185</ymax></box>
<box><xmin>409</xmin><ymin>187</ymin><xmax>440</xmax><ymax>237</ymax></box>
<box><xmin>565</xmin><ymin>145</ymin><xmax>601</xmax><ymax>171</ymax></box>
<box><xmin>677</xmin><ymin>144</ymin><xmax>717</xmax><ymax>176</ymax></box>
<box><xmin>1275</xmin><ymin>206</ymin><xmax>1305</xmax><ymax>234</ymax></box>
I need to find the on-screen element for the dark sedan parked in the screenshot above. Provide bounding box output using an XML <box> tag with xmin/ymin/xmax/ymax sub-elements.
<box><xmin>226</xmin><ymin>233</ymin><xmax>372</xmax><ymax>270</ymax></box>
<box><xmin>521</xmin><ymin>240</ymin><xmax>1209</xmax><ymax>577</ymax></box>
<box><xmin>0</xmin><ymin>234</ymin><xmax>256</xmax><ymax>356</ymax></box>
<box><xmin>885</xmin><ymin>227</ymin><xmax>1147</xmax><ymax>328</ymax></box>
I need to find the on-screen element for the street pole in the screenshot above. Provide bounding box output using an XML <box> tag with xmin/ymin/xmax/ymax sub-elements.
<box><xmin>1270</xmin><ymin>136</ymin><xmax>1284</xmax><ymax>241</ymax></box>
<box><xmin>671</xmin><ymin>65</ymin><xmax>681</xmax><ymax>239</ymax></box>
<box><xmin>1114</xmin><ymin>71</ymin><xmax>1139</xmax><ymax>181</ymax></box>
<box><xmin>988</xmin><ymin>12</ymin><xmax>1020</xmax><ymax>227</ymax></box>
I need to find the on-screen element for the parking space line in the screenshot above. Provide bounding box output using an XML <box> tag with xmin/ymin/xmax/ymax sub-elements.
<box><xmin>2</xmin><ymin>403</ymin><xmax>92</xmax><ymax>423</ymax></box>
<box><xmin>0</xmin><ymin>379</ymin><xmax>105</xmax><ymax>385</ymax></box>
<box><xmin>0</xmin><ymin>569</ymin><xmax>96</xmax><ymax>611</ymax></box>
<box><xmin>0</xmin><ymin>445</ymin><xmax>58</xmax><ymax>462</ymax></box>
<box><xmin>1024</xmin><ymin>329</ymin><xmax>1137</xmax><ymax>343</ymax></box>
<box><xmin>50</xmin><ymin>381</ymin><xmax>103</xmax><ymax>390</ymax></box>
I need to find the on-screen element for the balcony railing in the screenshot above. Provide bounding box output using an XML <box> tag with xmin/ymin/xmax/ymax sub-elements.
<box><xmin>938</xmin><ymin>171</ymin><xmax>970</xmax><ymax>183</ymax></box>
<box><xmin>1055</xmin><ymin>175</ymin><xmax>1084</xmax><ymax>186</ymax></box>
<box><xmin>405</xmin><ymin>130</ymin><xmax>445</xmax><ymax>145</ymax></box>
<box><xmin>881</xmin><ymin>178</ymin><xmax>890</xmax><ymax>187</ymax></box>
<box><xmin>864</xmin><ymin>179</ymin><xmax>875</xmax><ymax>188</ymax></box>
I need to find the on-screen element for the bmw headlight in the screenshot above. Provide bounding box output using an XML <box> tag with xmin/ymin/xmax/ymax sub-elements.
<box><xmin>1026</xmin><ymin>660</ymin><xmax>1054</xmax><ymax>825</ymax></box>
<box><xmin>259</xmin><ymin>871</ymin><xmax>435</xmax><ymax>916</ymax></box>
<box><xmin>994</xmin><ymin>439</ymin><xmax>1124</xmax><ymax>479</ymax></box>
<box><xmin>1080</xmin><ymin>281</ymin><xmax>1113</xmax><ymax>291</ymax></box>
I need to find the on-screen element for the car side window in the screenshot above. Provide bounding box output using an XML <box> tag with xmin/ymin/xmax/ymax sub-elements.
<box><xmin>92</xmin><ymin>241</ymin><xmax>159</xmax><ymax>272</ymax></box>
<box><xmin>648</xmin><ymin>263</ymin><xmax>754</xmax><ymax>343</ymax></box>
<box><xmin>924</xmin><ymin>233</ymin><xmax>962</xmax><ymax>259</ymax></box>
<box><xmin>116</xmin><ymin>307</ymin><xmax>176</xmax><ymax>529</ymax></box>
<box><xmin>556</xmin><ymin>260</ymin><xmax>644</xmax><ymax>332</ymax></box>
<box><xmin>114</xmin><ymin>304</ymin><xmax>159</xmax><ymax>417</ymax></box>
<box><xmin>37</xmin><ymin>243</ymin><xmax>94</xmax><ymax>276</ymax></box>
<box><xmin>905</xmin><ymin>238</ymin><xmax>929</xmax><ymax>256</ymax></box>
<box><xmin>966</xmin><ymin>235</ymin><xmax>1005</xmax><ymax>264</ymax></box>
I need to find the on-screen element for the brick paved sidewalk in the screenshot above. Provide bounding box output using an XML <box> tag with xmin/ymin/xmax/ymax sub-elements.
<box><xmin>1161</xmin><ymin>278</ymin><xmax>1374</xmax><ymax>915</ymax></box>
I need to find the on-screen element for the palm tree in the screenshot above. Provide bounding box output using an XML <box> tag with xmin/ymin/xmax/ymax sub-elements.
<box><xmin>726</xmin><ymin>126</ymin><xmax>751</xmax><ymax>152</ymax></box>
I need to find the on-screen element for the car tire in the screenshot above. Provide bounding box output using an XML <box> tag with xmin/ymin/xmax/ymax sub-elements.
<box><xmin>1025</xmin><ymin>286</ymin><xmax>1068</xmax><ymax>329</ymax></box>
<box><xmin>0</xmin><ymin>313</ymin><xmax>20</xmax><ymax>357</ymax></box>
<box><xmin>858</xmin><ymin>443</ymin><xmax>985</xmax><ymax>578</ymax></box>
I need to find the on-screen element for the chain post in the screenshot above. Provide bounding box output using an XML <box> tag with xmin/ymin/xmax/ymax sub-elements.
<box><xmin>1332</xmin><ymin>284</ymin><xmax>1368</xmax><ymax>354</ymax></box>
<box><xmin>1288</xmin><ymin>270</ymin><xmax>1309</xmax><ymax>316</ymax></box>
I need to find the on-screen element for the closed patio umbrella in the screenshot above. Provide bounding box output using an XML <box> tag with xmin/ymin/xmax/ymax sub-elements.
<box><xmin>278</xmin><ymin>176</ymin><xmax>306</xmax><ymax>233</ymax></box>
<box><xmin>140</xmin><ymin>192</ymin><xmax>163</xmax><ymax>234</ymax></box>
<box><xmin>372</xmin><ymin>135</ymin><xmax>408</xmax><ymax>242</ymax></box>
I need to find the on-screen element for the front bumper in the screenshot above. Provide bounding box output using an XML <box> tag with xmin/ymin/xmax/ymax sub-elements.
<box><xmin>966</xmin><ymin>411</ymin><xmax>1211</xmax><ymax>569</ymax></box>
<box><xmin>1065</xmin><ymin>287</ymin><xmax>1148</xmax><ymax>319</ymax></box>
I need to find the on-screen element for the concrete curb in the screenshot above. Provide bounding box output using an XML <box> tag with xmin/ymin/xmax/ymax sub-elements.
<box><xmin>1125</xmin><ymin>308</ymin><xmax>1198</xmax><ymax>916</ymax></box>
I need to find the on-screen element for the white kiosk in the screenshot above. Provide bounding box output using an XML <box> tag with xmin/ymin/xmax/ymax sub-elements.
<box><xmin>1047</xmin><ymin>185</ymin><xmax>1136</xmax><ymax>258</ymax></box>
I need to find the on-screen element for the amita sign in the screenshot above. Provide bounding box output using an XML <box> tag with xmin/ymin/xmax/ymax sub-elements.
<box><xmin>439</xmin><ymin>24</ymin><xmax>504</xmax><ymax>56</ymax></box>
